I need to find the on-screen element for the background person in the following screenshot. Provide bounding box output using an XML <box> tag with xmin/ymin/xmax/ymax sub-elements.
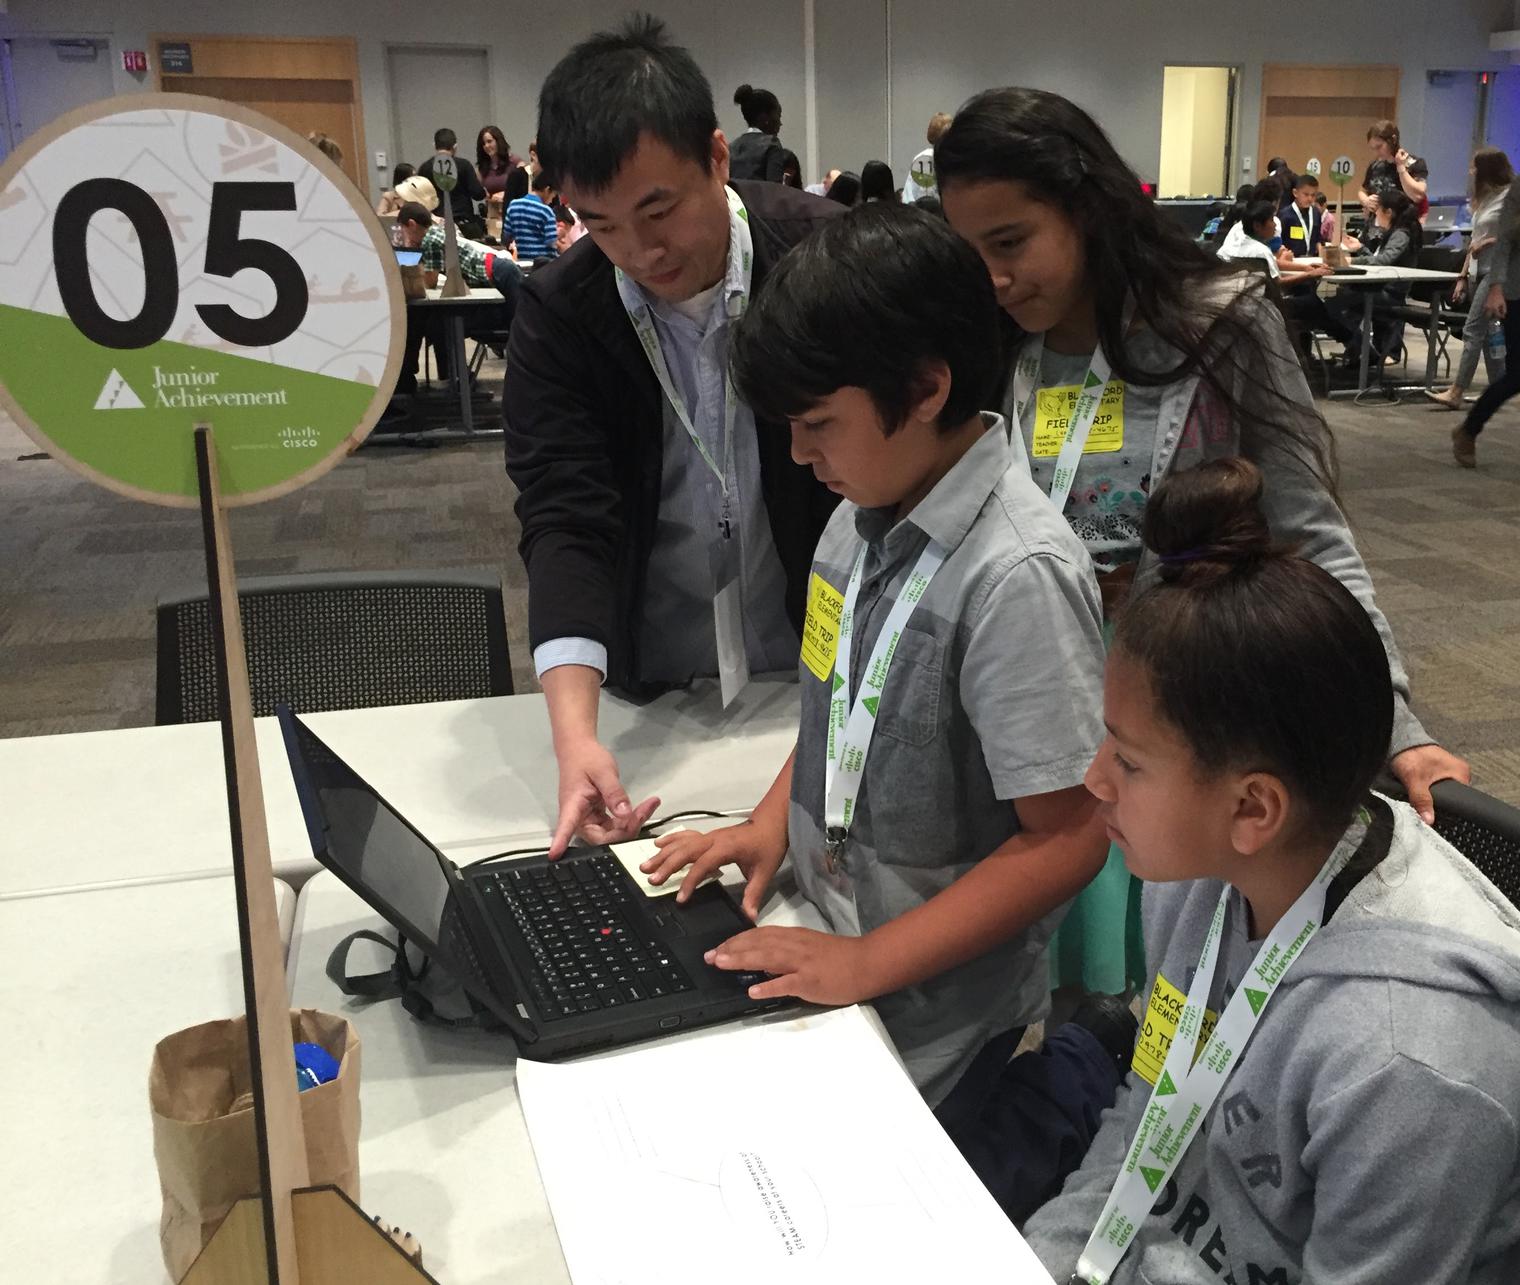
<box><xmin>502</xmin><ymin>16</ymin><xmax>843</xmax><ymax>857</ymax></box>
<box><xmin>1454</xmin><ymin>168</ymin><xmax>1520</xmax><ymax>466</ymax></box>
<box><xmin>506</xmin><ymin>169</ymin><xmax>561</xmax><ymax>260</ymax></box>
<box><xmin>1427</xmin><ymin>147</ymin><xmax>1513</xmax><ymax>410</ymax></box>
<box><xmin>728</xmin><ymin>83</ymin><xmax>790</xmax><ymax>182</ymax></box>
<box><xmin>476</xmin><ymin>125</ymin><xmax>515</xmax><ymax>212</ymax></box>
<box><xmin>420</xmin><ymin>127</ymin><xmax>488</xmax><ymax>239</ymax></box>
<box><xmin>904</xmin><ymin>111</ymin><xmax>953</xmax><ymax>203</ymax></box>
<box><xmin>860</xmin><ymin>160</ymin><xmax>897</xmax><ymax>203</ymax></box>
<box><xmin>375</xmin><ymin>161</ymin><xmax>417</xmax><ymax>216</ymax></box>
<box><xmin>1358</xmin><ymin>118</ymin><xmax>1428</xmax><ymax>220</ymax></box>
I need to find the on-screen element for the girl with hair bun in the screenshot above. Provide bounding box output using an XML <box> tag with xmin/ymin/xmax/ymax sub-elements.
<box><xmin>1009</xmin><ymin>459</ymin><xmax>1520</xmax><ymax>1284</ymax></box>
<box><xmin>935</xmin><ymin>85</ymin><xmax>1469</xmax><ymax>1004</ymax></box>
<box><xmin>729</xmin><ymin>83</ymin><xmax>794</xmax><ymax>183</ymax></box>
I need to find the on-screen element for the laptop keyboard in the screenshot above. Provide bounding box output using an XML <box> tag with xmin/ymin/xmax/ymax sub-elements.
<box><xmin>479</xmin><ymin>854</ymin><xmax>697</xmax><ymax>1022</ymax></box>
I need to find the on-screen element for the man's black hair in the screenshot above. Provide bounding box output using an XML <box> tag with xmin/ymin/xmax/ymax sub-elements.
<box><xmin>434</xmin><ymin>128</ymin><xmax>457</xmax><ymax>151</ymax></box>
<box><xmin>1292</xmin><ymin>171</ymin><xmax>1319</xmax><ymax>189</ymax></box>
<box><xmin>396</xmin><ymin>201</ymin><xmax>431</xmax><ymax>228</ymax></box>
<box><xmin>730</xmin><ymin>204</ymin><xmax>1001</xmax><ymax>434</ymax></box>
<box><xmin>531</xmin><ymin>168</ymin><xmax>554</xmax><ymax>192</ymax></box>
<box><xmin>535</xmin><ymin>13</ymin><xmax>717</xmax><ymax>193</ymax></box>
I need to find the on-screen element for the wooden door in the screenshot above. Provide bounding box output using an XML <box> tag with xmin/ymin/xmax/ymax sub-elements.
<box><xmin>154</xmin><ymin>35</ymin><xmax>366</xmax><ymax>188</ymax></box>
<box><xmin>1259</xmin><ymin>64</ymin><xmax>1400</xmax><ymax>180</ymax></box>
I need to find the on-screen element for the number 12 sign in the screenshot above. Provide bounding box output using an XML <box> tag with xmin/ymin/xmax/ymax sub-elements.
<box><xmin>0</xmin><ymin>95</ymin><xmax>403</xmax><ymax>506</ymax></box>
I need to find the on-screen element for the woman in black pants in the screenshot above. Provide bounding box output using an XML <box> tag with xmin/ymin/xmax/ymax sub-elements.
<box><xmin>1456</xmin><ymin>178</ymin><xmax>1520</xmax><ymax>466</ymax></box>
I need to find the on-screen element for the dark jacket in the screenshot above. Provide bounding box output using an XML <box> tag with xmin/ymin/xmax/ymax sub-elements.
<box><xmin>502</xmin><ymin>180</ymin><xmax>844</xmax><ymax>693</ymax></box>
<box><xmin>419</xmin><ymin>152</ymin><xmax>486</xmax><ymax>226</ymax></box>
<box><xmin>729</xmin><ymin>130</ymin><xmax>790</xmax><ymax>183</ymax></box>
<box><xmin>1278</xmin><ymin>199</ymin><xmax>1322</xmax><ymax>256</ymax></box>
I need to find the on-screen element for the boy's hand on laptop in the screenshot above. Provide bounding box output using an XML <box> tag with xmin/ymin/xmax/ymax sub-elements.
<box><xmin>705</xmin><ymin>926</ymin><xmax>876</xmax><ymax>1006</ymax></box>
<box><xmin>643</xmin><ymin>820</ymin><xmax>786</xmax><ymax>920</ymax></box>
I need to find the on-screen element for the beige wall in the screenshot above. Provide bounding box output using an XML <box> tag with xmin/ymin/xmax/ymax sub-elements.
<box><xmin>1159</xmin><ymin>66</ymin><xmax>1231</xmax><ymax>198</ymax></box>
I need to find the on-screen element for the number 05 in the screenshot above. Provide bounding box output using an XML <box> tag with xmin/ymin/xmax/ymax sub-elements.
<box><xmin>53</xmin><ymin>179</ymin><xmax>309</xmax><ymax>350</ymax></box>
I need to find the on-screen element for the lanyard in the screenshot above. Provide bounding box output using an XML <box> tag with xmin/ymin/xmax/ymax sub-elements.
<box><xmin>1010</xmin><ymin>337</ymin><xmax>1115</xmax><ymax>512</ymax></box>
<box><xmin>823</xmin><ymin>537</ymin><xmax>947</xmax><ymax>871</ymax></box>
<box><xmin>1070</xmin><ymin>831</ymin><xmax>1361</xmax><ymax>1285</ymax></box>
<box><xmin>1293</xmin><ymin>202</ymin><xmax>1312</xmax><ymax>243</ymax></box>
<box><xmin>615</xmin><ymin>186</ymin><xmax>754</xmax><ymax>538</ymax></box>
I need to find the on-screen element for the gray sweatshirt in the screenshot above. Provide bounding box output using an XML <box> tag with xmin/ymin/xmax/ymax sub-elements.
<box><xmin>1485</xmin><ymin>179</ymin><xmax>1520</xmax><ymax>297</ymax></box>
<box><xmin>1025</xmin><ymin>798</ymin><xmax>1520</xmax><ymax>1285</ymax></box>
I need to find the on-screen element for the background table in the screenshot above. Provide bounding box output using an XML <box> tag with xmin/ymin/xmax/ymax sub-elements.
<box><xmin>1319</xmin><ymin>264</ymin><xmax>1461</xmax><ymax>396</ymax></box>
<box><xmin>406</xmin><ymin>286</ymin><xmax>509</xmax><ymax>439</ymax></box>
<box><xmin>284</xmin><ymin>856</ymin><xmax>843</xmax><ymax>1285</ymax></box>
<box><xmin>3</xmin><ymin>877</ymin><xmax>294</xmax><ymax>1283</ymax></box>
<box><xmin>0</xmin><ymin>680</ymin><xmax>800</xmax><ymax>900</ymax></box>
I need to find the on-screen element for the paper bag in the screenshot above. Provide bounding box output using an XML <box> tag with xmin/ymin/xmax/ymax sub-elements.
<box><xmin>149</xmin><ymin>1008</ymin><xmax>361</xmax><ymax>1282</ymax></box>
<box><xmin>399</xmin><ymin>263</ymin><xmax>427</xmax><ymax>300</ymax></box>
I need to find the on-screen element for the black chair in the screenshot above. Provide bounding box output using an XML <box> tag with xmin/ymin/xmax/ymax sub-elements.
<box><xmin>156</xmin><ymin>570</ymin><xmax>513</xmax><ymax>724</ymax></box>
<box><xmin>1379</xmin><ymin>778</ymin><xmax>1520</xmax><ymax>906</ymax></box>
<box><xmin>1387</xmin><ymin>245</ymin><xmax>1468</xmax><ymax>382</ymax></box>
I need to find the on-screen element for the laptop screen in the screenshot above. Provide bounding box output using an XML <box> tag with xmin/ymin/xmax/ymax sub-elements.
<box><xmin>279</xmin><ymin>708</ymin><xmax>451</xmax><ymax>955</ymax></box>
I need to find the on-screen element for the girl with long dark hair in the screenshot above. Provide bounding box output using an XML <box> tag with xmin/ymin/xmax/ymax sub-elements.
<box><xmin>1428</xmin><ymin>147</ymin><xmax>1514</xmax><ymax>411</ymax></box>
<box><xmin>934</xmin><ymin>87</ymin><xmax>1468</xmax><ymax>997</ymax></box>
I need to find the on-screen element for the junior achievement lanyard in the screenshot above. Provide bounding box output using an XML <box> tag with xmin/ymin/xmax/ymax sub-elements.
<box><xmin>1009</xmin><ymin>337</ymin><xmax>1114</xmax><ymax>512</ymax></box>
<box><xmin>615</xmin><ymin>187</ymin><xmax>754</xmax><ymax>540</ymax></box>
<box><xmin>1070</xmin><ymin>834</ymin><xmax>1360</xmax><ymax>1285</ymax></box>
<box><xmin>823</xmin><ymin>538</ymin><xmax>946</xmax><ymax>871</ymax></box>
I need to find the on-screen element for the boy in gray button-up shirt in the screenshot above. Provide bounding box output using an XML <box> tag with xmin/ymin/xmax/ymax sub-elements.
<box><xmin>642</xmin><ymin>205</ymin><xmax>1109</xmax><ymax>1108</ymax></box>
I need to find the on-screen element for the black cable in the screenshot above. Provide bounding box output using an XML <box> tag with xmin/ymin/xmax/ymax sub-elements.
<box><xmin>458</xmin><ymin>808</ymin><xmax>739</xmax><ymax>871</ymax></box>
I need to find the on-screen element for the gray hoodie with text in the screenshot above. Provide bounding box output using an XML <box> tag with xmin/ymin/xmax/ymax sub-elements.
<box><xmin>1025</xmin><ymin>798</ymin><xmax>1520</xmax><ymax>1285</ymax></box>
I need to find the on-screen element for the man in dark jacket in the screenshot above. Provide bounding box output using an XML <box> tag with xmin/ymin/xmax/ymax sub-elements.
<box><xmin>1279</xmin><ymin>171</ymin><xmax>1325</xmax><ymax>258</ymax></box>
<box><xmin>419</xmin><ymin>128</ymin><xmax>487</xmax><ymax>238</ymax></box>
<box><xmin>503</xmin><ymin>15</ymin><xmax>842</xmax><ymax>857</ymax></box>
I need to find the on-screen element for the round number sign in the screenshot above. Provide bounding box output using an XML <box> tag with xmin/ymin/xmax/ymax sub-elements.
<box><xmin>1329</xmin><ymin>155</ymin><xmax>1356</xmax><ymax>185</ymax></box>
<box><xmin>1305</xmin><ymin>157</ymin><xmax>1322</xmax><ymax>177</ymax></box>
<box><xmin>0</xmin><ymin>94</ymin><xmax>403</xmax><ymax>507</ymax></box>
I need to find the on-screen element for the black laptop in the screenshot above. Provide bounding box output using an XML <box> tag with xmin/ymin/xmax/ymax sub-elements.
<box><xmin>277</xmin><ymin>706</ymin><xmax>789</xmax><ymax>1059</ymax></box>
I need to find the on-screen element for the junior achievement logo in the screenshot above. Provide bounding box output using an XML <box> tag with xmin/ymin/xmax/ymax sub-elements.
<box><xmin>93</xmin><ymin>366</ymin><xmax>295</xmax><ymax>410</ymax></box>
<box><xmin>147</xmin><ymin>365</ymin><xmax>291</xmax><ymax>409</ymax></box>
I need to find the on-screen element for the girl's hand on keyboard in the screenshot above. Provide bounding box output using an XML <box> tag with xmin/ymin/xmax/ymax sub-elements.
<box><xmin>643</xmin><ymin>822</ymin><xmax>786</xmax><ymax>920</ymax></box>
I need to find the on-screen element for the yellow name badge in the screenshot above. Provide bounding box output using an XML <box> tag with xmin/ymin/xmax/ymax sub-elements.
<box><xmin>1288</xmin><ymin>224</ymin><xmax>1306</xmax><ymax>241</ymax></box>
<box><xmin>1131</xmin><ymin>971</ymin><xmax>1219</xmax><ymax>1087</ymax></box>
<box><xmin>801</xmin><ymin>572</ymin><xmax>845</xmax><ymax>683</ymax></box>
<box><xmin>1031</xmin><ymin>381</ymin><xmax>1125</xmax><ymax>458</ymax></box>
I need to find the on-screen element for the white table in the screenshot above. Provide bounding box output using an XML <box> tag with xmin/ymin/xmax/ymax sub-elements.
<box><xmin>2</xmin><ymin>877</ymin><xmax>295</xmax><ymax>1283</ymax></box>
<box><xmin>284</xmin><ymin>862</ymin><xmax>842</xmax><ymax>1285</ymax></box>
<box><xmin>1320</xmin><ymin>263</ymin><xmax>1461</xmax><ymax>396</ymax></box>
<box><xmin>0</xmin><ymin>681</ymin><xmax>800</xmax><ymax>900</ymax></box>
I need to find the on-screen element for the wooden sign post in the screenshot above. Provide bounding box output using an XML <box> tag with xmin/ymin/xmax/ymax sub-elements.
<box><xmin>1326</xmin><ymin>153</ymin><xmax>1356</xmax><ymax>266</ymax></box>
<box><xmin>0</xmin><ymin>94</ymin><xmax>435</xmax><ymax>1284</ymax></box>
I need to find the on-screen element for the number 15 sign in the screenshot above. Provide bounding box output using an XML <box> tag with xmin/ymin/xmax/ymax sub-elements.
<box><xmin>0</xmin><ymin>95</ymin><xmax>403</xmax><ymax>506</ymax></box>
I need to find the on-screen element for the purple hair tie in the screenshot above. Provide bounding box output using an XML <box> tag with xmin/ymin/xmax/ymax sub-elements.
<box><xmin>1159</xmin><ymin>548</ymin><xmax>1210</xmax><ymax>565</ymax></box>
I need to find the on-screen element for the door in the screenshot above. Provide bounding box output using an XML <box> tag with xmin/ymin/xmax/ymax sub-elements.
<box><xmin>386</xmin><ymin>45</ymin><xmax>493</xmax><ymax>176</ymax></box>
<box><xmin>1</xmin><ymin>37</ymin><xmax>116</xmax><ymax>154</ymax></box>
<box><xmin>1258</xmin><ymin>65</ymin><xmax>1399</xmax><ymax>189</ymax></box>
<box><xmin>1158</xmin><ymin>66</ymin><xmax>1237</xmax><ymax>199</ymax></box>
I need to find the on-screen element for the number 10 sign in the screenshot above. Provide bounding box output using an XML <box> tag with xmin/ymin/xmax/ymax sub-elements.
<box><xmin>0</xmin><ymin>94</ymin><xmax>403</xmax><ymax>505</ymax></box>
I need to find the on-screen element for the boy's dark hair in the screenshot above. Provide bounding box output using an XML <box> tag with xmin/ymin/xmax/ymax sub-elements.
<box><xmin>434</xmin><ymin>127</ymin><xmax>457</xmax><ymax>152</ymax></box>
<box><xmin>1117</xmin><ymin>459</ymin><xmax>1392</xmax><ymax>841</ymax></box>
<box><xmin>1292</xmin><ymin>171</ymin><xmax>1319</xmax><ymax>190</ymax></box>
<box><xmin>531</xmin><ymin>168</ymin><xmax>554</xmax><ymax>192</ymax></box>
<box><xmin>1245</xmin><ymin>200</ymin><xmax>1277</xmax><ymax>238</ymax></box>
<box><xmin>1315</xmin><ymin>191</ymin><xmax>1328</xmax><ymax>205</ymax></box>
<box><xmin>396</xmin><ymin>201</ymin><xmax>431</xmax><ymax>228</ymax></box>
<box><xmin>535</xmin><ymin>13</ymin><xmax>717</xmax><ymax>192</ymax></box>
<box><xmin>730</xmin><ymin>204</ymin><xmax>1001</xmax><ymax>434</ymax></box>
<box><xmin>505</xmin><ymin>166</ymin><xmax>530</xmax><ymax>202</ymax></box>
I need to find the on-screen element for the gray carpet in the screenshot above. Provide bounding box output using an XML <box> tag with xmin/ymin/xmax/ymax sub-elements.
<box><xmin>5</xmin><ymin>344</ymin><xmax>1520</xmax><ymax>806</ymax></box>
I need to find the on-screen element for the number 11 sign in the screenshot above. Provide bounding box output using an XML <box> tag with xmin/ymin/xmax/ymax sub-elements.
<box><xmin>0</xmin><ymin>94</ymin><xmax>402</xmax><ymax>505</ymax></box>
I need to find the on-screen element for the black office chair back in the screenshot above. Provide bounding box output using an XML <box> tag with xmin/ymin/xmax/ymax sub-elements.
<box><xmin>1377</xmin><ymin>778</ymin><xmax>1520</xmax><ymax>907</ymax></box>
<box><xmin>1407</xmin><ymin>245</ymin><xmax>1467</xmax><ymax>304</ymax></box>
<box><xmin>156</xmin><ymin>570</ymin><xmax>513</xmax><ymax>724</ymax></box>
<box><xmin>1427</xmin><ymin>781</ymin><xmax>1520</xmax><ymax>907</ymax></box>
